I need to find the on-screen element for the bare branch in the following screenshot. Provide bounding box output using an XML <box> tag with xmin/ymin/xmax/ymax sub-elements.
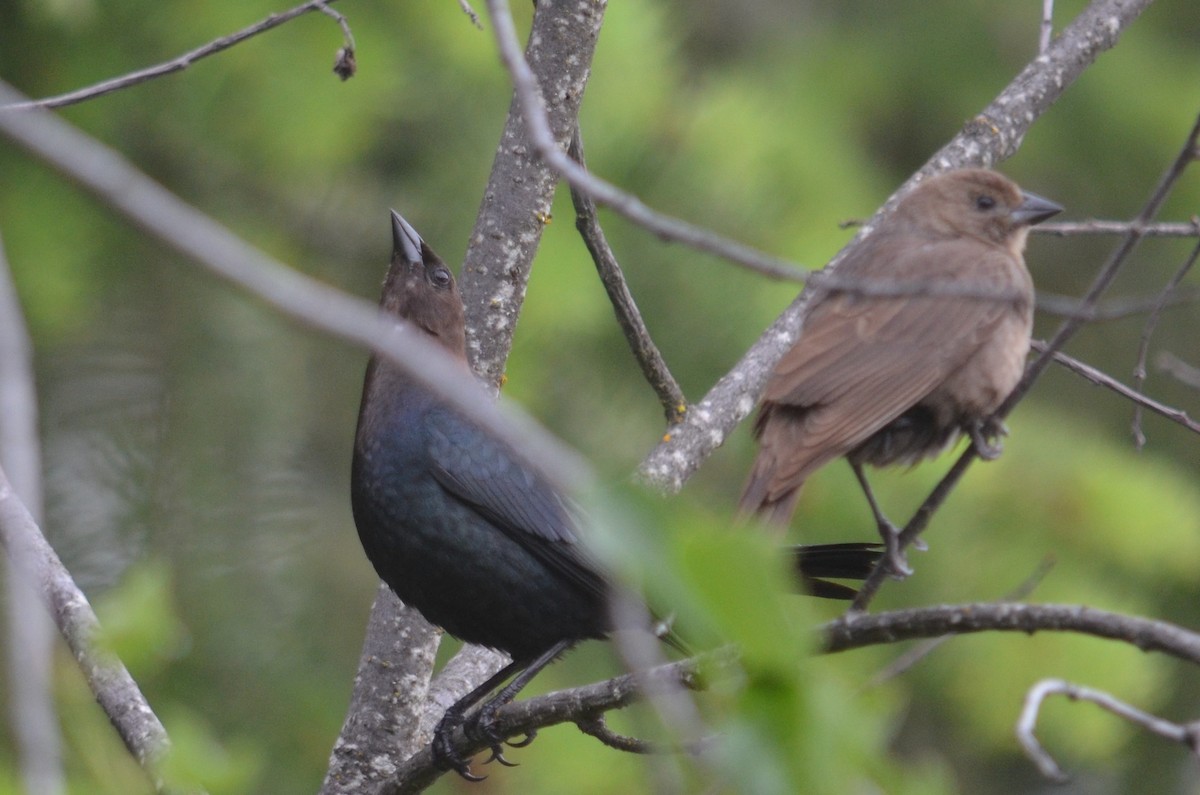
<box><xmin>0</xmin><ymin>467</ymin><xmax>172</xmax><ymax>788</ymax></box>
<box><xmin>568</xmin><ymin>129</ymin><xmax>687</xmax><ymax>422</ymax></box>
<box><xmin>575</xmin><ymin>713</ymin><xmax>657</xmax><ymax>754</ymax></box>
<box><xmin>1031</xmin><ymin>340</ymin><xmax>1200</xmax><ymax>436</ymax></box>
<box><xmin>638</xmin><ymin>0</ymin><xmax>1155</xmax><ymax>494</ymax></box>
<box><xmin>1040</xmin><ymin>0</ymin><xmax>1056</xmax><ymax>54</ymax></box>
<box><xmin>1158</xmin><ymin>351</ymin><xmax>1200</xmax><ymax>390</ymax></box>
<box><xmin>1017</xmin><ymin>679</ymin><xmax>1200</xmax><ymax>783</ymax></box>
<box><xmin>319</xmin><ymin>588</ymin><xmax>440</xmax><ymax>795</ymax></box>
<box><xmin>823</xmin><ymin>603</ymin><xmax>1200</xmax><ymax>663</ymax></box>
<box><xmin>0</xmin><ymin>0</ymin><xmax>350</xmax><ymax>111</ymax></box>
<box><xmin>1036</xmin><ymin>287</ymin><xmax>1200</xmax><ymax>321</ymax></box>
<box><xmin>1132</xmin><ymin>238</ymin><xmax>1200</xmax><ymax>447</ymax></box>
<box><xmin>376</xmin><ymin>600</ymin><xmax>1200</xmax><ymax>789</ymax></box>
<box><xmin>0</xmin><ymin>234</ymin><xmax>64</xmax><ymax>794</ymax></box>
<box><xmin>381</xmin><ymin>657</ymin><xmax>706</xmax><ymax>794</ymax></box>
<box><xmin>456</xmin><ymin>0</ymin><xmax>484</xmax><ymax>30</ymax></box>
<box><xmin>1034</xmin><ymin>218</ymin><xmax>1200</xmax><ymax>237</ymax></box>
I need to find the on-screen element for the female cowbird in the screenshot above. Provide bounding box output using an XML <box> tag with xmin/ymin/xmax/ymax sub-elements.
<box><xmin>352</xmin><ymin>211</ymin><xmax>881</xmax><ymax>778</ymax></box>
<box><xmin>738</xmin><ymin>169</ymin><xmax>1061</xmax><ymax>574</ymax></box>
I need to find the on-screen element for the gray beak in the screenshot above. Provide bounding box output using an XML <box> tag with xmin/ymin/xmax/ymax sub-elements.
<box><xmin>390</xmin><ymin>209</ymin><xmax>424</xmax><ymax>263</ymax></box>
<box><xmin>1012</xmin><ymin>190</ymin><xmax>1063</xmax><ymax>226</ymax></box>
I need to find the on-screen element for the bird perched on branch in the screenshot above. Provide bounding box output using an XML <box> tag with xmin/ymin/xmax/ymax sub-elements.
<box><xmin>738</xmin><ymin>169</ymin><xmax>1061</xmax><ymax>574</ymax></box>
<box><xmin>351</xmin><ymin>210</ymin><xmax>882</xmax><ymax>779</ymax></box>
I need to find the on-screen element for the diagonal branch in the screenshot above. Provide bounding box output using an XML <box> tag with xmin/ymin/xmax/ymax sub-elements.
<box><xmin>0</xmin><ymin>466</ymin><xmax>174</xmax><ymax>790</ymax></box>
<box><xmin>637</xmin><ymin>0</ymin><xmax>1154</xmax><ymax>494</ymax></box>
<box><xmin>0</xmin><ymin>233</ymin><xmax>64</xmax><ymax>794</ymax></box>
<box><xmin>0</xmin><ymin>0</ymin><xmax>351</xmax><ymax>112</ymax></box>
<box><xmin>1032</xmin><ymin>340</ymin><xmax>1200</xmax><ymax>436</ymax></box>
<box><xmin>568</xmin><ymin>129</ymin><xmax>687</xmax><ymax>422</ymax></box>
<box><xmin>1131</xmin><ymin>238</ymin><xmax>1200</xmax><ymax>447</ymax></box>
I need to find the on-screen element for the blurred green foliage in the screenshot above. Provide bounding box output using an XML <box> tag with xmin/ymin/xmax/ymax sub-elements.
<box><xmin>1</xmin><ymin>0</ymin><xmax>1199</xmax><ymax>792</ymax></box>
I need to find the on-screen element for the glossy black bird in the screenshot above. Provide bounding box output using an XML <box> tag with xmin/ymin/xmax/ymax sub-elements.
<box><xmin>351</xmin><ymin>211</ymin><xmax>880</xmax><ymax>778</ymax></box>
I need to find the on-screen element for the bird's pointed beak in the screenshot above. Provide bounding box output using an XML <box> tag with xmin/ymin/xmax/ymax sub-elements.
<box><xmin>1012</xmin><ymin>191</ymin><xmax>1062</xmax><ymax>226</ymax></box>
<box><xmin>390</xmin><ymin>209</ymin><xmax>424</xmax><ymax>263</ymax></box>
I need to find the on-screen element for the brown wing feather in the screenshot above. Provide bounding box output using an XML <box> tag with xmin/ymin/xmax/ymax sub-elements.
<box><xmin>740</xmin><ymin>237</ymin><xmax>1021</xmax><ymax>521</ymax></box>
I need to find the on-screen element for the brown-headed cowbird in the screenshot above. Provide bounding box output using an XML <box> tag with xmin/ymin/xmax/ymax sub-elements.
<box><xmin>738</xmin><ymin>169</ymin><xmax>1061</xmax><ymax>574</ymax></box>
<box><xmin>352</xmin><ymin>211</ymin><xmax>882</xmax><ymax>778</ymax></box>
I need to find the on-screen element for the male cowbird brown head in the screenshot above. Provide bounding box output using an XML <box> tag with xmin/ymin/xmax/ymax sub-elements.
<box><xmin>738</xmin><ymin>169</ymin><xmax>1061</xmax><ymax>573</ymax></box>
<box><xmin>382</xmin><ymin>210</ymin><xmax>467</xmax><ymax>359</ymax></box>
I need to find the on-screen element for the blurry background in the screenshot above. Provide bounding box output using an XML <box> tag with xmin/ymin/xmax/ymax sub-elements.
<box><xmin>1</xmin><ymin>0</ymin><xmax>1198</xmax><ymax>792</ymax></box>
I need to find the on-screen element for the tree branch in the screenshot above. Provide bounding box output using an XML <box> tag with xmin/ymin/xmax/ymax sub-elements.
<box><xmin>0</xmin><ymin>0</ymin><xmax>351</xmax><ymax>111</ymax></box>
<box><xmin>458</xmin><ymin>0</ymin><xmax>608</xmax><ymax>387</ymax></box>
<box><xmin>1034</xmin><ymin>218</ymin><xmax>1200</xmax><ymax>237</ymax></box>
<box><xmin>0</xmin><ymin>466</ymin><xmax>173</xmax><ymax>789</ymax></box>
<box><xmin>0</xmin><ymin>233</ymin><xmax>64</xmax><ymax>794</ymax></box>
<box><xmin>568</xmin><ymin>129</ymin><xmax>687</xmax><ymax>422</ymax></box>
<box><xmin>1031</xmin><ymin>340</ymin><xmax>1200</xmax><ymax>436</ymax></box>
<box><xmin>1017</xmin><ymin>679</ymin><xmax>1200</xmax><ymax>782</ymax></box>
<box><xmin>637</xmin><ymin>0</ymin><xmax>1154</xmax><ymax>494</ymax></box>
<box><xmin>319</xmin><ymin>587</ymin><xmax>440</xmax><ymax>794</ymax></box>
<box><xmin>370</xmin><ymin>601</ymin><xmax>1200</xmax><ymax>789</ymax></box>
<box><xmin>1131</xmin><ymin>238</ymin><xmax>1200</xmax><ymax>447</ymax></box>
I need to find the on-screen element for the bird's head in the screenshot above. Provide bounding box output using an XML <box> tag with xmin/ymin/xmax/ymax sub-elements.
<box><xmin>380</xmin><ymin>210</ymin><xmax>467</xmax><ymax>359</ymax></box>
<box><xmin>899</xmin><ymin>169</ymin><xmax>1062</xmax><ymax>253</ymax></box>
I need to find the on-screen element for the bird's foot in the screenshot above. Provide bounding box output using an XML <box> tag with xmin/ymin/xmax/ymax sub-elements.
<box><xmin>969</xmin><ymin>418</ymin><xmax>1007</xmax><ymax>461</ymax></box>
<box><xmin>464</xmin><ymin>700</ymin><xmax>532</xmax><ymax>768</ymax></box>
<box><xmin>432</xmin><ymin>711</ymin><xmax>485</xmax><ymax>781</ymax></box>
<box><xmin>878</xmin><ymin>520</ymin><xmax>913</xmax><ymax>578</ymax></box>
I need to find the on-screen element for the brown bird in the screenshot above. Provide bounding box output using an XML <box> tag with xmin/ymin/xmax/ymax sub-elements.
<box><xmin>738</xmin><ymin>169</ymin><xmax>1061</xmax><ymax>574</ymax></box>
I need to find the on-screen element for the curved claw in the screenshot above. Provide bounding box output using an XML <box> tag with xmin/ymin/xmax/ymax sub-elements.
<box><xmin>431</xmin><ymin>713</ymin><xmax>484</xmax><ymax>781</ymax></box>
<box><xmin>484</xmin><ymin>746</ymin><xmax>519</xmax><ymax>767</ymax></box>
<box><xmin>969</xmin><ymin>418</ymin><xmax>1007</xmax><ymax>461</ymax></box>
<box><xmin>507</xmin><ymin>730</ymin><xmax>537</xmax><ymax>748</ymax></box>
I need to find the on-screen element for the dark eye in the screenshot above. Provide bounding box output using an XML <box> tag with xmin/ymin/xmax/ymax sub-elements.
<box><xmin>430</xmin><ymin>267</ymin><xmax>452</xmax><ymax>288</ymax></box>
<box><xmin>974</xmin><ymin>194</ymin><xmax>996</xmax><ymax>211</ymax></box>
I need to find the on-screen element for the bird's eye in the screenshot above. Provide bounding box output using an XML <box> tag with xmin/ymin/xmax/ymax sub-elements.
<box><xmin>430</xmin><ymin>267</ymin><xmax>452</xmax><ymax>288</ymax></box>
<box><xmin>974</xmin><ymin>194</ymin><xmax>997</xmax><ymax>211</ymax></box>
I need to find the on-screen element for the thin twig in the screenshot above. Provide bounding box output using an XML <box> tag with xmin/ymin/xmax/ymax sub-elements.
<box><xmin>1040</xmin><ymin>0</ymin><xmax>1056</xmax><ymax>54</ymax></box>
<box><xmin>457</xmin><ymin>0</ymin><xmax>484</xmax><ymax>29</ymax></box>
<box><xmin>1034</xmin><ymin>218</ymin><xmax>1200</xmax><ymax>237</ymax></box>
<box><xmin>568</xmin><ymin>129</ymin><xmax>688</xmax><ymax>422</ymax></box>
<box><xmin>1017</xmin><ymin>679</ymin><xmax>1200</xmax><ymax>783</ymax></box>
<box><xmin>576</xmin><ymin>713</ymin><xmax>657</xmax><ymax>754</ymax></box>
<box><xmin>851</xmin><ymin>106</ymin><xmax>1200</xmax><ymax>611</ymax></box>
<box><xmin>0</xmin><ymin>0</ymin><xmax>349</xmax><ymax>111</ymax></box>
<box><xmin>1031</xmin><ymin>341</ymin><xmax>1200</xmax><ymax>435</ymax></box>
<box><xmin>315</xmin><ymin>1</ymin><xmax>357</xmax><ymax>80</ymax></box>
<box><xmin>1036</xmin><ymin>287</ymin><xmax>1200</xmax><ymax>321</ymax></box>
<box><xmin>1158</xmin><ymin>351</ymin><xmax>1200</xmax><ymax>391</ymax></box>
<box><xmin>1131</xmin><ymin>238</ymin><xmax>1200</xmax><ymax>447</ymax></box>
